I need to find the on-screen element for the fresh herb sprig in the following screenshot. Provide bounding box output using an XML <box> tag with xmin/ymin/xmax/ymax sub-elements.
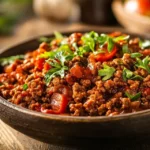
<box><xmin>42</xmin><ymin>45</ymin><xmax>74</xmax><ymax>84</ymax></box>
<box><xmin>135</xmin><ymin>56</ymin><xmax>150</xmax><ymax>73</ymax></box>
<box><xmin>23</xmin><ymin>84</ymin><xmax>28</xmax><ymax>91</ymax></box>
<box><xmin>98</xmin><ymin>64</ymin><xmax>116</xmax><ymax>81</ymax></box>
<box><xmin>81</xmin><ymin>31</ymin><xmax>130</xmax><ymax>55</ymax></box>
<box><xmin>0</xmin><ymin>55</ymin><xmax>24</xmax><ymax>66</ymax></box>
<box><xmin>125</xmin><ymin>92</ymin><xmax>141</xmax><ymax>101</ymax></box>
<box><xmin>123</xmin><ymin>68</ymin><xmax>143</xmax><ymax>81</ymax></box>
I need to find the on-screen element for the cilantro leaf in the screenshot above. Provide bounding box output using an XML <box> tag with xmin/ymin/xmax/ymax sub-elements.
<box><xmin>81</xmin><ymin>35</ymin><xmax>95</xmax><ymax>51</ymax></box>
<box><xmin>45</xmin><ymin>65</ymin><xmax>68</xmax><ymax>85</ymax></box>
<box><xmin>97</xmin><ymin>34</ymin><xmax>108</xmax><ymax>46</ymax></box>
<box><xmin>23</xmin><ymin>84</ymin><xmax>28</xmax><ymax>91</ymax></box>
<box><xmin>125</xmin><ymin>92</ymin><xmax>141</xmax><ymax>101</ymax></box>
<box><xmin>0</xmin><ymin>55</ymin><xmax>24</xmax><ymax>66</ymax></box>
<box><xmin>122</xmin><ymin>44</ymin><xmax>130</xmax><ymax>54</ymax></box>
<box><xmin>131</xmin><ymin>53</ymin><xmax>143</xmax><ymax>58</ymax></box>
<box><xmin>135</xmin><ymin>56</ymin><xmax>150</xmax><ymax>73</ymax></box>
<box><xmin>113</xmin><ymin>35</ymin><xmax>130</xmax><ymax>43</ymax></box>
<box><xmin>130</xmin><ymin>75</ymin><xmax>143</xmax><ymax>81</ymax></box>
<box><xmin>123</xmin><ymin>68</ymin><xmax>133</xmax><ymax>81</ymax></box>
<box><xmin>98</xmin><ymin>64</ymin><xmax>116</xmax><ymax>81</ymax></box>
<box><xmin>43</xmin><ymin>45</ymin><xmax>73</xmax><ymax>85</ymax></box>
<box><xmin>73</xmin><ymin>43</ymin><xmax>90</xmax><ymax>57</ymax></box>
<box><xmin>107</xmin><ymin>37</ymin><xmax>115</xmax><ymax>52</ymax></box>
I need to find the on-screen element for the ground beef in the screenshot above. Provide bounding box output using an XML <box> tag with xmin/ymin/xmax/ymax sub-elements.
<box><xmin>0</xmin><ymin>31</ymin><xmax>150</xmax><ymax>116</ymax></box>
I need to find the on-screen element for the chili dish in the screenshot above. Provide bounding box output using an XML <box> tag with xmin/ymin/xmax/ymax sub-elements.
<box><xmin>0</xmin><ymin>31</ymin><xmax>150</xmax><ymax>116</ymax></box>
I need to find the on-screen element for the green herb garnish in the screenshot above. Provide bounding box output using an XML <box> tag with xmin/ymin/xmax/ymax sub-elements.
<box><xmin>98</xmin><ymin>64</ymin><xmax>116</xmax><ymax>81</ymax></box>
<box><xmin>135</xmin><ymin>56</ymin><xmax>150</xmax><ymax>73</ymax></box>
<box><xmin>43</xmin><ymin>45</ymin><xmax>73</xmax><ymax>84</ymax></box>
<box><xmin>122</xmin><ymin>44</ymin><xmax>130</xmax><ymax>54</ymax></box>
<box><xmin>81</xmin><ymin>32</ymin><xmax>130</xmax><ymax>54</ymax></box>
<box><xmin>131</xmin><ymin>52</ymin><xmax>143</xmax><ymax>58</ymax></box>
<box><xmin>81</xmin><ymin>33</ymin><xmax>95</xmax><ymax>51</ymax></box>
<box><xmin>23</xmin><ymin>84</ymin><xmax>28</xmax><ymax>91</ymax></box>
<box><xmin>125</xmin><ymin>92</ymin><xmax>141</xmax><ymax>101</ymax></box>
<box><xmin>45</xmin><ymin>65</ymin><xmax>68</xmax><ymax>85</ymax></box>
<box><xmin>0</xmin><ymin>55</ymin><xmax>24</xmax><ymax>66</ymax></box>
<box><xmin>130</xmin><ymin>75</ymin><xmax>143</xmax><ymax>81</ymax></box>
<box><xmin>107</xmin><ymin>37</ymin><xmax>115</xmax><ymax>52</ymax></box>
<box><xmin>123</xmin><ymin>68</ymin><xmax>133</xmax><ymax>81</ymax></box>
<box><xmin>113</xmin><ymin>35</ymin><xmax>130</xmax><ymax>43</ymax></box>
<box><xmin>139</xmin><ymin>40</ymin><xmax>150</xmax><ymax>49</ymax></box>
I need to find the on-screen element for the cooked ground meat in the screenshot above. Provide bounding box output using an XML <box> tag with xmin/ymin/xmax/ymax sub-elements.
<box><xmin>0</xmin><ymin>31</ymin><xmax>150</xmax><ymax>116</ymax></box>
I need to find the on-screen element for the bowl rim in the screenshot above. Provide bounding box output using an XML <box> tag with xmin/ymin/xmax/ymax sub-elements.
<box><xmin>1</xmin><ymin>27</ymin><xmax>150</xmax><ymax>123</ymax></box>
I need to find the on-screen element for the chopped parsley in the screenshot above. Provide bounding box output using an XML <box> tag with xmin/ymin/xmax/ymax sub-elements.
<box><xmin>42</xmin><ymin>45</ymin><xmax>74</xmax><ymax>85</ymax></box>
<box><xmin>135</xmin><ymin>56</ymin><xmax>150</xmax><ymax>73</ymax></box>
<box><xmin>98</xmin><ymin>64</ymin><xmax>116</xmax><ymax>81</ymax></box>
<box><xmin>81</xmin><ymin>31</ymin><xmax>130</xmax><ymax>54</ymax></box>
<box><xmin>123</xmin><ymin>68</ymin><xmax>133</xmax><ymax>81</ymax></box>
<box><xmin>0</xmin><ymin>55</ymin><xmax>24</xmax><ymax>66</ymax></box>
<box><xmin>123</xmin><ymin>68</ymin><xmax>143</xmax><ymax>81</ymax></box>
<box><xmin>125</xmin><ymin>92</ymin><xmax>141</xmax><ymax>101</ymax></box>
<box><xmin>122</xmin><ymin>44</ymin><xmax>130</xmax><ymax>54</ymax></box>
<box><xmin>23</xmin><ymin>84</ymin><xmax>28</xmax><ymax>91</ymax></box>
<box><xmin>131</xmin><ymin>52</ymin><xmax>143</xmax><ymax>58</ymax></box>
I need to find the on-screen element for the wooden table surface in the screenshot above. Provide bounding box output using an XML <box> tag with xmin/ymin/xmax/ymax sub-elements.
<box><xmin>1</xmin><ymin>18</ymin><xmax>150</xmax><ymax>150</ymax></box>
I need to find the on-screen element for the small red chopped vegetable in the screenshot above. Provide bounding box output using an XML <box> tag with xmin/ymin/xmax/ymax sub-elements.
<box><xmin>141</xmin><ymin>49</ymin><xmax>150</xmax><ymax>56</ymax></box>
<box><xmin>41</xmin><ymin>93</ymin><xmax>68</xmax><ymax>114</ymax></box>
<box><xmin>70</xmin><ymin>64</ymin><xmax>83</xmax><ymax>78</ymax></box>
<box><xmin>35</xmin><ymin>58</ymin><xmax>45</xmax><ymax>71</ymax></box>
<box><xmin>95</xmin><ymin>45</ymin><xmax>117</xmax><ymax>62</ymax></box>
<box><xmin>43</xmin><ymin>62</ymin><xmax>51</xmax><ymax>71</ymax></box>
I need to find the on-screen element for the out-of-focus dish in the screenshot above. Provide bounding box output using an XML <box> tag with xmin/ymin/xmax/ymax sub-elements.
<box><xmin>112</xmin><ymin>0</ymin><xmax>150</xmax><ymax>34</ymax></box>
<box><xmin>0</xmin><ymin>30</ymin><xmax>150</xmax><ymax>117</ymax></box>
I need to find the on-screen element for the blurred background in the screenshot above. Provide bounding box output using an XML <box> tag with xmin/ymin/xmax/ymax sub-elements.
<box><xmin>0</xmin><ymin>0</ymin><xmax>150</xmax><ymax>48</ymax></box>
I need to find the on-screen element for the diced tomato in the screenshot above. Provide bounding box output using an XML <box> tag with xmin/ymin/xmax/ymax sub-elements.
<box><xmin>70</xmin><ymin>64</ymin><xmax>83</xmax><ymax>78</ymax></box>
<box><xmin>41</xmin><ymin>93</ymin><xmax>68</xmax><ymax>114</ymax></box>
<box><xmin>143</xmin><ymin>88</ymin><xmax>150</xmax><ymax>95</ymax></box>
<box><xmin>43</xmin><ymin>62</ymin><xmax>51</xmax><ymax>71</ymax></box>
<box><xmin>58</xmin><ymin>86</ymin><xmax>72</xmax><ymax>97</ymax></box>
<box><xmin>35</xmin><ymin>58</ymin><xmax>45</xmax><ymax>71</ymax></box>
<box><xmin>83</xmin><ymin>67</ymin><xmax>92</xmax><ymax>79</ymax></box>
<box><xmin>140</xmin><ymin>49</ymin><xmax>150</xmax><ymax>56</ymax></box>
<box><xmin>95</xmin><ymin>45</ymin><xmax>117</xmax><ymax>62</ymax></box>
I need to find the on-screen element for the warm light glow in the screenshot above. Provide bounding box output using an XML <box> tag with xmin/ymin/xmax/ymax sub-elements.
<box><xmin>124</xmin><ymin>0</ymin><xmax>138</xmax><ymax>13</ymax></box>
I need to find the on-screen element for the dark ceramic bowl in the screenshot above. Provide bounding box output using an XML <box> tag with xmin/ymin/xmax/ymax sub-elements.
<box><xmin>0</xmin><ymin>27</ymin><xmax>150</xmax><ymax>148</ymax></box>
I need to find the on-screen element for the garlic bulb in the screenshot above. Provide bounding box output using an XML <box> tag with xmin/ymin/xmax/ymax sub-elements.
<box><xmin>33</xmin><ymin>0</ymin><xmax>75</xmax><ymax>21</ymax></box>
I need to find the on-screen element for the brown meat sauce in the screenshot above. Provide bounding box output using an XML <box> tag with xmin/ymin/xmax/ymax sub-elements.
<box><xmin>0</xmin><ymin>32</ymin><xmax>150</xmax><ymax>116</ymax></box>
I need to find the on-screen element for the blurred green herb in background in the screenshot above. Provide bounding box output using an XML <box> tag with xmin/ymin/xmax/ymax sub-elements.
<box><xmin>0</xmin><ymin>0</ymin><xmax>32</xmax><ymax>35</ymax></box>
